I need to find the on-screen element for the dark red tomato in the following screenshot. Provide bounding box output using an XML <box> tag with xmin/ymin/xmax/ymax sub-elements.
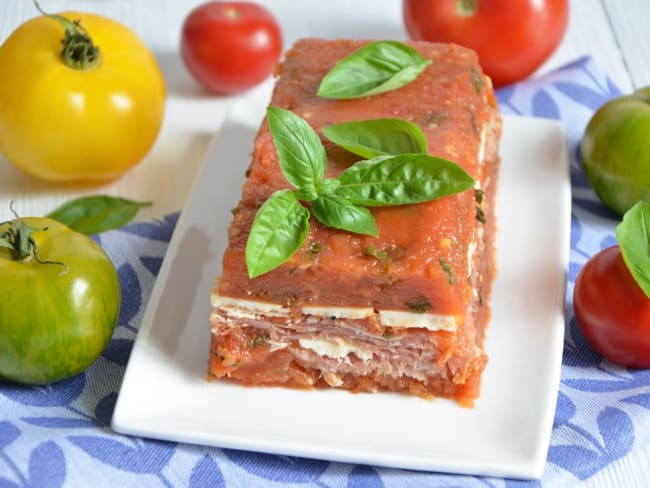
<box><xmin>181</xmin><ymin>1</ymin><xmax>282</xmax><ymax>94</ymax></box>
<box><xmin>574</xmin><ymin>246</ymin><xmax>650</xmax><ymax>368</ymax></box>
<box><xmin>402</xmin><ymin>0</ymin><xmax>568</xmax><ymax>87</ymax></box>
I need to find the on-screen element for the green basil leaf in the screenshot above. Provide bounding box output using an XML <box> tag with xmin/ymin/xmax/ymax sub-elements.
<box><xmin>46</xmin><ymin>195</ymin><xmax>151</xmax><ymax>234</ymax></box>
<box><xmin>323</xmin><ymin>118</ymin><xmax>428</xmax><ymax>159</ymax></box>
<box><xmin>312</xmin><ymin>194</ymin><xmax>378</xmax><ymax>237</ymax></box>
<box><xmin>336</xmin><ymin>154</ymin><xmax>474</xmax><ymax>207</ymax></box>
<box><xmin>316</xmin><ymin>178</ymin><xmax>341</xmax><ymax>196</ymax></box>
<box><xmin>246</xmin><ymin>190</ymin><xmax>310</xmax><ymax>278</ymax></box>
<box><xmin>294</xmin><ymin>185</ymin><xmax>318</xmax><ymax>202</ymax></box>
<box><xmin>266</xmin><ymin>107</ymin><xmax>327</xmax><ymax>190</ymax></box>
<box><xmin>615</xmin><ymin>201</ymin><xmax>650</xmax><ymax>297</ymax></box>
<box><xmin>317</xmin><ymin>40</ymin><xmax>431</xmax><ymax>99</ymax></box>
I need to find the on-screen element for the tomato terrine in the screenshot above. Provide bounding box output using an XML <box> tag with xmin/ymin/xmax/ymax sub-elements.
<box><xmin>209</xmin><ymin>39</ymin><xmax>502</xmax><ymax>405</ymax></box>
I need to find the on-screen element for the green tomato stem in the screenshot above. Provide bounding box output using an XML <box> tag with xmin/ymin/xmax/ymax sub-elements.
<box><xmin>456</xmin><ymin>0</ymin><xmax>478</xmax><ymax>17</ymax></box>
<box><xmin>0</xmin><ymin>203</ymin><xmax>67</xmax><ymax>272</ymax></box>
<box><xmin>33</xmin><ymin>0</ymin><xmax>101</xmax><ymax>71</ymax></box>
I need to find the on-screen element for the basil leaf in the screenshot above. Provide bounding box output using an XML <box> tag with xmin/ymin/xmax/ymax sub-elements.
<box><xmin>615</xmin><ymin>201</ymin><xmax>650</xmax><ymax>297</ymax></box>
<box><xmin>312</xmin><ymin>194</ymin><xmax>378</xmax><ymax>237</ymax></box>
<box><xmin>246</xmin><ymin>190</ymin><xmax>310</xmax><ymax>278</ymax></box>
<box><xmin>294</xmin><ymin>186</ymin><xmax>318</xmax><ymax>202</ymax></box>
<box><xmin>46</xmin><ymin>195</ymin><xmax>151</xmax><ymax>234</ymax></box>
<box><xmin>317</xmin><ymin>40</ymin><xmax>431</xmax><ymax>99</ymax></box>
<box><xmin>336</xmin><ymin>154</ymin><xmax>474</xmax><ymax>207</ymax></box>
<box><xmin>316</xmin><ymin>178</ymin><xmax>341</xmax><ymax>196</ymax></box>
<box><xmin>323</xmin><ymin>118</ymin><xmax>428</xmax><ymax>159</ymax></box>
<box><xmin>266</xmin><ymin>107</ymin><xmax>327</xmax><ymax>190</ymax></box>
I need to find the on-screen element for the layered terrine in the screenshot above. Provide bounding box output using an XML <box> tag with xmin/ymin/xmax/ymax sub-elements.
<box><xmin>209</xmin><ymin>38</ymin><xmax>502</xmax><ymax>405</ymax></box>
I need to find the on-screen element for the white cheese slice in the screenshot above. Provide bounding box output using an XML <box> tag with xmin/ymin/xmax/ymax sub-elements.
<box><xmin>212</xmin><ymin>290</ymin><xmax>459</xmax><ymax>332</ymax></box>
<box><xmin>301</xmin><ymin>305</ymin><xmax>374</xmax><ymax>319</ymax></box>
<box><xmin>210</xmin><ymin>293</ymin><xmax>289</xmax><ymax>318</ymax></box>
<box><xmin>378</xmin><ymin>310</ymin><xmax>457</xmax><ymax>331</ymax></box>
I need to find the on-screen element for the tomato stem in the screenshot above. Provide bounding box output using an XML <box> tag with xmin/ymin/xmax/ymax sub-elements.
<box><xmin>456</xmin><ymin>0</ymin><xmax>478</xmax><ymax>17</ymax></box>
<box><xmin>0</xmin><ymin>202</ymin><xmax>67</xmax><ymax>272</ymax></box>
<box><xmin>225</xmin><ymin>7</ymin><xmax>241</xmax><ymax>20</ymax></box>
<box><xmin>33</xmin><ymin>0</ymin><xmax>101</xmax><ymax>71</ymax></box>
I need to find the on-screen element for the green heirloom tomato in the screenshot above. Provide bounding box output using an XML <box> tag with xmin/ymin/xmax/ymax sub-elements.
<box><xmin>0</xmin><ymin>216</ymin><xmax>120</xmax><ymax>384</ymax></box>
<box><xmin>580</xmin><ymin>87</ymin><xmax>650</xmax><ymax>215</ymax></box>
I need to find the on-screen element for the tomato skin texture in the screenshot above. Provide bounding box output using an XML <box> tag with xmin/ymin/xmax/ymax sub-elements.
<box><xmin>0</xmin><ymin>12</ymin><xmax>166</xmax><ymax>182</ymax></box>
<box><xmin>181</xmin><ymin>1</ymin><xmax>282</xmax><ymax>94</ymax></box>
<box><xmin>573</xmin><ymin>246</ymin><xmax>650</xmax><ymax>368</ymax></box>
<box><xmin>402</xmin><ymin>0</ymin><xmax>568</xmax><ymax>87</ymax></box>
<box><xmin>0</xmin><ymin>218</ymin><xmax>120</xmax><ymax>384</ymax></box>
<box><xmin>580</xmin><ymin>88</ymin><xmax>650</xmax><ymax>215</ymax></box>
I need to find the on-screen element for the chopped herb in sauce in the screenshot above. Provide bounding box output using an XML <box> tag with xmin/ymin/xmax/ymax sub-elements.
<box><xmin>476</xmin><ymin>206</ymin><xmax>486</xmax><ymax>224</ymax></box>
<box><xmin>466</xmin><ymin>106</ymin><xmax>480</xmax><ymax>134</ymax></box>
<box><xmin>365</xmin><ymin>245</ymin><xmax>389</xmax><ymax>261</ymax></box>
<box><xmin>421</xmin><ymin>112</ymin><xmax>446</xmax><ymax>128</ymax></box>
<box><xmin>245</xmin><ymin>167</ymin><xmax>252</xmax><ymax>178</ymax></box>
<box><xmin>248</xmin><ymin>333</ymin><xmax>270</xmax><ymax>349</ymax></box>
<box><xmin>439</xmin><ymin>258</ymin><xmax>455</xmax><ymax>285</ymax></box>
<box><xmin>406</xmin><ymin>298</ymin><xmax>432</xmax><ymax>313</ymax></box>
<box><xmin>309</xmin><ymin>241</ymin><xmax>325</xmax><ymax>257</ymax></box>
<box><xmin>474</xmin><ymin>188</ymin><xmax>484</xmax><ymax>204</ymax></box>
<box><xmin>382</xmin><ymin>330</ymin><xmax>391</xmax><ymax>339</ymax></box>
<box><xmin>365</xmin><ymin>244</ymin><xmax>405</xmax><ymax>274</ymax></box>
<box><xmin>470</xmin><ymin>68</ymin><xmax>484</xmax><ymax>93</ymax></box>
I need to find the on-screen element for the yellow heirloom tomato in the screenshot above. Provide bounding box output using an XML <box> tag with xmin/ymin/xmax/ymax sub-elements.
<box><xmin>0</xmin><ymin>8</ymin><xmax>166</xmax><ymax>182</ymax></box>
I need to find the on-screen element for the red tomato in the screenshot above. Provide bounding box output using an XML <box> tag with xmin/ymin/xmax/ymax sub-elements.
<box><xmin>573</xmin><ymin>246</ymin><xmax>650</xmax><ymax>368</ymax></box>
<box><xmin>402</xmin><ymin>0</ymin><xmax>568</xmax><ymax>87</ymax></box>
<box><xmin>181</xmin><ymin>1</ymin><xmax>282</xmax><ymax>94</ymax></box>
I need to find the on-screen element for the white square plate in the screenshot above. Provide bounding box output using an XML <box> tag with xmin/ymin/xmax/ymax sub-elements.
<box><xmin>112</xmin><ymin>80</ymin><xmax>570</xmax><ymax>480</ymax></box>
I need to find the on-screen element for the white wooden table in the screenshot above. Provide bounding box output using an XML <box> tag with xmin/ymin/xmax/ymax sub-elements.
<box><xmin>1</xmin><ymin>1</ymin><xmax>649</xmax><ymax>486</ymax></box>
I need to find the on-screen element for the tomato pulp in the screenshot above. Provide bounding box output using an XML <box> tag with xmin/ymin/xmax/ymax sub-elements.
<box><xmin>402</xmin><ymin>0</ymin><xmax>568</xmax><ymax>87</ymax></box>
<box><xmin>574</xmin><ymin>246</ymin><xmax>650</xmax><ymax>368</ymax></box>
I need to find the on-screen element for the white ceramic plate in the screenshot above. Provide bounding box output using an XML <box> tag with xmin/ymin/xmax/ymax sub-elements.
<box><xmin>112</xmin><ymin>80</ymin><xmax>570</xmax><ymax>480</ymax></box>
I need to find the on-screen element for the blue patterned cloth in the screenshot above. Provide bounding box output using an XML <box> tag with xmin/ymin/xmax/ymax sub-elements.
<box><xmin>2</xmin><ymin>58</ymin><xmax>649</xmax><ymax>487</ymax></box>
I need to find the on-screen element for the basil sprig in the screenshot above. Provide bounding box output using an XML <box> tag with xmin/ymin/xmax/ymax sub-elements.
<box><xmin>323</xmin><ymin>118</ymin><xmax>428</xmax><ymax>159</ymax></box>
<box><xmin>245</xmin><ymin>107</ymin><xmax>474</xmax><ymax>278</ymax></box>
<box><xmin>46</xmin><ymin>195</ymin><xmax>151</xmax><ymax>234</ymax></box>
<box><xmin>336</xmin><ymin>154</ymin><xmax>475</xmax><ymax>207</ymax></box>
<box><xmin>246</xmin><ymin>190</ymin><xmax>310</xmax><ymax>279</ymax></box>
<box><xmin>317</xmin><ymin>41</ymin><xmax>431</xmax><ymax>99</ymax></box>
<box><xmin>312</xmin><ymin>194</ymin><xmax>378</xmax><ymax>236</ymax></box>
<box><xmin>616</xmin><ymin>201</ymin><xmax>650</xmax><ymax>297</ymax></box>
<box><xmin>267</xmin><ymin>106</ymin><xmax>326</xmax><ymax>197</ymax></box>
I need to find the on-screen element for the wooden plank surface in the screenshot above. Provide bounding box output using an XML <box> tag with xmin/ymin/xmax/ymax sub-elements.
<box><xmin>537</xmin><ymin>0</ymin><xmax>633</xmax><ymax>92</ymax></box>
<box><xmin>602</xmin><ymin>0</ymin><xmax>650</xmax><ymax>90</ymax></box>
